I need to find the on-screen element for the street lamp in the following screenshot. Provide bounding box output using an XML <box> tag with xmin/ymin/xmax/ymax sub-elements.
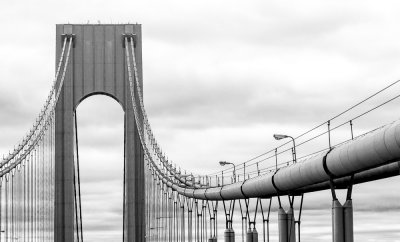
<box><xmin>219</xmin><ymin>161</ymin><xmax>236</xmax><ymax>182</ymax></box>
<box><xmin>273</xmin><ymin>134</ymin><xmax>297</xmax><ymax>163</ymax></box>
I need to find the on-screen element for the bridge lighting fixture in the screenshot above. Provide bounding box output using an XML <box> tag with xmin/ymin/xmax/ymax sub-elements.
<box><xmin>273</xmin><ymin>134</ymin><xmax>297</xmax><ymax>164</ymax></box>
<box><xmin>219</xmin><ymin>161</ymin><xmax>237</xmax><ymax>183</ymax></box>
<box><xmin>273</xmin><ymin>134</ymin><xmax>289</xmax><ymax>140</ymax></box>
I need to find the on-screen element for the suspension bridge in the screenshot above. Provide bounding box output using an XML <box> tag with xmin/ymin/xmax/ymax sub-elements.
<box><xmin>1</xmin><ymin>23</ymin><xmax>400</xmax><ymax>242</ymax></box>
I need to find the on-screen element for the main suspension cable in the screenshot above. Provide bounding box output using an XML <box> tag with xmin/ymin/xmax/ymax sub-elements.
<box><xmin>0</xmin><ymin>37</ymin><xmax>69</xmax><ymax>167</ymax></box>
<box><xmin>0</xmin><ymin>36</ymin><xmax>73</xmax><ymax>176</ymax></box>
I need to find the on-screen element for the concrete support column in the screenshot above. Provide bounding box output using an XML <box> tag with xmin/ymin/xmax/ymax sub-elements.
<box><xmin>224</xmin><ymin>228</ymin><xmax>235</xmax><ymax>242</ymax></box>
<box><xmin>287</xmin><ymin>208</ymin><xmax>296</xmax><ymax>242</ymax></box>
<box><xmin>332</xmin><ymin>200</ymin><xmax>344</xmax><ymax>242</ymax></box>
<box><xmin>332</xmin><ymin>199</ymin><xmax>353</xmax><ymax>242</ymax></box>
<box><xmin>343</xmin><ymin>200</ymin><xmax>354</xmax><ymax>242</ymax></box>
<box><xmin>246</xmin><ymin>228</ymin><xmax>258</xmax><ymax>242</ymax></box>
<box><xmin>278</xmin><ymin>207</ymin><xmax>297</xmax><ymax>242</ymax></box>
<box><xmin>278</xmin><ymin>208</ymin><xmax>288</xmax><ymax>242</ymax></box>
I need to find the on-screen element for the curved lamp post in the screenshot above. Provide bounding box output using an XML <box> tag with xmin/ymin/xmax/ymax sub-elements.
<box><xmin>273</xmin><ymin>134</ymin><xmax>297</xmax><ymax>164</ymax></box>
<box><xmin>219</xmin><ymin>161</ymin><xmax>236</xmax><ymax>182</ymax></box>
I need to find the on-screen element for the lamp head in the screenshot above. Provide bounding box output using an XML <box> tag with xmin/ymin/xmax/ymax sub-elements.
<box><xmin>219</xmin><ymin>161</ymin><xmax>228</xmax><ymax>166</ymax></box>
<box><xmin>273</xmin><ymin>134</ymin><xmax>289</xmax><ymax>140</ymax></box>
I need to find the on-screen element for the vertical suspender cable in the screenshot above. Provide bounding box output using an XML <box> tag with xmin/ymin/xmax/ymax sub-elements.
<box><xmin>33</xmin><ymin>148</ymin><xmax>36</xmax><ymax>241</ymax></box>
<box><xmin>74</xmin><ymin>111</ymin><xmax>83</xmax><ymax>242</ymax></box>
<box><xmin>123</xmin><ymin>119</ymin><xmax>126</xmax><ymax>242</ymax></box>
<box><xmin>11</xmin><ymin>173</ymin><xmax>14</xmax><ymax>242</ymax></box>
<box><xmin>23</xmin><ymin>159</ymin><xmax>26</xmax><ymax>242</ymax></box>
<box><xmin>52</xmin><ymin>118</ymin><xmax>55</xmax><ymax>241</ymax></box>
<box><xmin>30</xmin><ymin>151</ymin><xmax>33</xmax><ymax>242</ymax></box>
<box><xmin>5</xmin><ymin>176</ymin><xmax>8</xmax><ymax>242</ymax></box>
<box><xmin>0</xmin><ymin>178</ymin><xmax>2</xmax><ymax>242</ymax></box>
<box><xmin>41</xmin><ymin>132</ymin><xmax>44</xmax><ymax>242</ymax></box>
<box><xmin>43</xmin><ymin>128</ymin><xmax>47</xmax><ymax>241</ymax></box>
<box><xmin>16</xmin><ymin>167</ymin><xmax>19</xmax><ymax>240</ymax></box>
<box><xmin>35</xmin><ymin>146</ymin><xmax>38</xmax><ymax>241</ymax></box>
<box><xmin>73</xmin><ymin>143</ymin><xmax>80</xmax><ymax>242</ymax></box>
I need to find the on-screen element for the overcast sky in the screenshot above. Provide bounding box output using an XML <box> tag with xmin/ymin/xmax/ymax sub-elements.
<box><xmin>2</xmin><ymin>0</ymin><xmax>400</xmax><ymax>241</ymax></box>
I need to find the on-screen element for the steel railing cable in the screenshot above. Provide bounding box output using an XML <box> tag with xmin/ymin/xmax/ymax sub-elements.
<box><xmin>207</xmin><ymin>79</ymin><xmax>400</xmax><ymax>177</ymax></box>
<box><xmin>221</xmin><ymin>119</ymin><xmax>390</xmax><ymax>182</ymax></box>
<box><xmin>0</xmin><ymin>36</ymin><xmax>73</xmax><ymax>176</ymax></box>
<box><xmin>245</xmin><ymin>95</ymin><xmax>400</xmax><ymax>177</ymax></box>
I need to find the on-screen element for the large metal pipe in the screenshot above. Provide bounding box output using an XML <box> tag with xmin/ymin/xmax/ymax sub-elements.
<box><xmin>160</xmin><ymin>120</ymin><xmax>400</xmax><ymax>200</ymax></box>
<box><xmin>292</xmin><ymin>161</ymin><xmax>400</xmax><ymax>195</ymax></box>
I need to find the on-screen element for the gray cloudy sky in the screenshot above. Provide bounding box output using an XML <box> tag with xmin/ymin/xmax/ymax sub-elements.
<box><xmin>2</xmin><ymin>0</ymin><xmax>400</xmax><ymax>241</ymax></box>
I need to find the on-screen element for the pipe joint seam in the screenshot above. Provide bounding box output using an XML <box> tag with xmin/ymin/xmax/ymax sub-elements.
<box><xmin>271</xmin><ymin>170</ymin><xmax>282</xmax><ymax>194</ymax></box>
<box><xmin>240</xmin><ymin>180</ymin><xmax>249</xmax><ymax>198</ymax></box>
<box><xmin>322</xmin><ymin>148</ymin><xmax>335</xmax><ymax>178</ymax></box>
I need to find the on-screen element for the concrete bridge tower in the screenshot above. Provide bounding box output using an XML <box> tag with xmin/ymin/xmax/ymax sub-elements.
<box><xmin>54</xmin><ymin>24</ymin><xmax>144</xmax><ymax>242</ymax></box>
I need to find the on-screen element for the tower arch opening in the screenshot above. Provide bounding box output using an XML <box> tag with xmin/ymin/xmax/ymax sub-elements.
<box><xmin>75</xmin><ymin>94</ymin><xmax>124</xmax><ymax>242</ymax></box>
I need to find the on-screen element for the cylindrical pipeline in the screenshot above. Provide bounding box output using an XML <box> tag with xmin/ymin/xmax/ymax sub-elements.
<box><xmin>278</xmin><ymin>208</ymin><xmax>289</xmax><ymax>242</ymax></box>
<box><xmin>246</xmin><ymin>228</ymin><xmax>259</xmax><ymax>242</ymax></box>
<box><xmin>343</xmin><ymin>200</ymin><xmax>354</xmax><ymax>242</ymax></box>
<box><xmin>225</xmin><ymin>228</ymin><xmax>235</xmax><ymax>242</ymax></box>
<box><xmin>287</xmin><ymin>208</ymin><xmax>296</xmax><ymax>242</ymax></box>
<box><xmin>332</xmin><ymin>200</ymin><xmax>344</xmax><ymax>242</ymax></box>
